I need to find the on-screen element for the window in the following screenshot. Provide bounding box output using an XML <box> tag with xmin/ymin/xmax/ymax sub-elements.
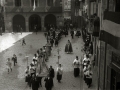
<box><xmin>115</xmin><ymin>0</ymin><xmax>120</xmax><ymax>12</ymax></box>
<box><xmin>75</xmin><ymin>0</ymin><xmax>80</xmax><ymax>7</ymax></box>
<box><xmin>15</xmin><ymin>0</ymin><xmax>21</xmax><ymax>6</ymax></box>
<box><xmin>47</xmin><ymin>0</ymin><xmax>53</xmax><ymax>6</ymax></box>
<box><xmin>31</xmin><ymin>0</ymin><xmax>38</xmax><ymax>7</ymax></box>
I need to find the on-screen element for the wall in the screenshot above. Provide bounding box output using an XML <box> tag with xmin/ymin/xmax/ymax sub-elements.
<box><xmin>99</xmin><ymin>41</ymin><xmax>105</xmax><ymax>90</ymax></box>
<box><xmin>22</xmin><ymin>0</ymin><xmax>30</xmax><ymax>6</ymax></box>
<box><xmin>7</xmin><ymin>0</ymin><xmax>13</xmax><ymax>6</ymax></box>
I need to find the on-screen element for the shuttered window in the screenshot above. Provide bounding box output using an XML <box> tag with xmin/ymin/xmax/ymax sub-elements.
<box><xmin>15</xmin><ymin>0</ymin><xmax>21</xmax><ymax>6</ymax></box>
<box><xmin>47</xmin><ymin>0</ymin><xmax>53</xmax><ymax>6</ymax></box>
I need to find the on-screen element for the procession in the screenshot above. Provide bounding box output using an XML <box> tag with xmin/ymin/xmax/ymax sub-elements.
<box><xmin>3</xmin><ymin>24</ymin><xmax>96</xmax><ymax>90</ymax></box>
<box><xmin>0</xmin><ymin>0</ymin><xmax>104</xmax><ymax>90</ymax></box>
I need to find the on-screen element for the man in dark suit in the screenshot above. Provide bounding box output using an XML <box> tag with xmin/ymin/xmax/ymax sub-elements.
<box><xmin>44</xmin><ymin>75</ymin><xmax>53</xmax><ymax>90</ymax></box>
<box><xmin>49</xmin><ymin>66</ymin><xmax>55</xmax><ymax>79</ymax></box>
<box><xmin>30</xmin><ymin>74</ymin><xmax>39</xmax><ymax>90</ymax></box>
<box><xmin>36</xmin><ymin>73</ymin><xmax>42</xmax><ymax>87</ymax></box>
<box><xmin>49</xmin><ymin>66</ymin><xmax>54</xmax><ymax>87</ymax></box>
<box><xmin>12</xmin><ymin>54</ymin><xmax>17</xmax><ymax>66</ymax></box>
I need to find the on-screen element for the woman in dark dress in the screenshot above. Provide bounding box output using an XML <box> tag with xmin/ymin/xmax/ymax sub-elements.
<box><xmin>65</xmin><ymin>40</ymin><xmax>73</xmax><ymax>54</ymax></box>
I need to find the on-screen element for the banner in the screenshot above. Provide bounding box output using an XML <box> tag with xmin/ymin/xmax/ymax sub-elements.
<box><xmin>64</xmin><ymin>0</ymin><xmax>71</xmax><ymax>11</ymax></box>
<box><xmin>33</xmin><ymin>0</ymin><xmax>36</xmax><ymax>11</ymax></box>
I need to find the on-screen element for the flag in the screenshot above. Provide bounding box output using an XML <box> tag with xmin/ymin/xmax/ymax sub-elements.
<box><xmin>33</xmin><ymin>0</ymin><xmax>36</xmax><ymax>11</ymax></box>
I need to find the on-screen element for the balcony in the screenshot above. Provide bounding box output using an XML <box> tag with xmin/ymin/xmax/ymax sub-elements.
<box><xmin>5</xmin><ymin>6</ymin><xmax>62</xmax><ymax>13</ymax></box>
<box><xmin>104</xmin><ymin>11</ymin><xmax>120</xmax><ymax>24</ymax></box>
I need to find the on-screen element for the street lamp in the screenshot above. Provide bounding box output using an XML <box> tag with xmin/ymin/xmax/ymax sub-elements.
<box><xmin>25</xmin><ymin>54</ymin><xmax>29</xmax><ymax>66</ymax></box>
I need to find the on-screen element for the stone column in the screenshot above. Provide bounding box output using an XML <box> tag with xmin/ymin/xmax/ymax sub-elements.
<box><xmin>56</xmin><ymin>15</ymin><xmax>59</xmax><ymax>28</ymax></box>
<box><xmin>25</xmin><ymin>15</ymin><xmax>29</xmax><ymax>32</ymax></box>
<box><xmin>4</xmin><ymin>14</ymin><xmax>12</xmax><ymax>32</ymax></box>
<box><xmin>41</xmin><ymin>15</ymin><xmax>45</xmax><ymax>31</ymax></box>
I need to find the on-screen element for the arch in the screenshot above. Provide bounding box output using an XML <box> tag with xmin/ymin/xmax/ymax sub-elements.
<box><xmin>13</xmin><ymin>14</ymin><xmax>26</xmax><ymax>32</ymax></box>
<box><xmin>44</xmin><ymin>14</ymin><xmax>56</xmax><ymax>30</ymax></box>
<box><xmin>29</xmin><ymin>14</ymin><xmax>41</xmax><ymax>32</ymax></box>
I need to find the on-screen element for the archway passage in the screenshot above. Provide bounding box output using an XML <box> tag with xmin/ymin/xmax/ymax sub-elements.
<box><xmin>44</xmin><ymin>14</ymin><xmax>56</xmax><ymax>30</ymax></box>
<box><xmin>13</xmin><ymin>15</ymin><xmax>26</xmax><ymax>32</ymax></box>
<box><xmin>29</xmin><ymin>14</ymin><xmax>41</xmax><ymax>32</ymax></box>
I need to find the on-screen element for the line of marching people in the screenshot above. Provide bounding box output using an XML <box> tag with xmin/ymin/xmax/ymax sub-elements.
<box><xmin>24</xmin><ymin>45</ymin><xmax>51</xmax><ymax>90</ymax></box>
<box><xmin>82</xmin><ymin>33</ymin><xmax>94</xmax><ymax>88</ymax></box>
<box><xmin>24</xmin><ymin>44</ymin><xmax>63</xmax><ymax>90</ymax></box>
<box><xmin>44</xmin><ymin>28</ymin><xmax>64</xmax><ymax>47</ymax></box>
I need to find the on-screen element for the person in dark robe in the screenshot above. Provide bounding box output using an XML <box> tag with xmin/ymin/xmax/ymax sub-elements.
<box><xmin>70</xmin><ymin>30</ymin><xmax>74</xmax><ymax>39</ymax></box>
<box><xmin>86</xmin><ymin>67</ymin><xmax>93</xmax><ymax>88</ymax></box>
<box><xmin>44</xmin><ymin>75</ymin><xmax>53</xmax><ymax>90</ymax></box>
<box><xmin>12</xmin><ymin>54</ymin><xmax>17</xmax><ymax>66</ymax></box>
<box><xmin>54</xmin><ymin>38</ymin><xmax>58</xmax><ymax>46</ymax></box>
<box><xmin>48</xmin><ymin>66</ymin><xmax>54</xmax><ymax>87</ymax></box>
<box><xmin>49</xmin><ymin>66</ymin><xmax>55</xmax><ymax>79</ymax></box>
<box><xmin>65</xmin><ymin>40</ymin><xmax>73</xmax><ymax>54</ymax></box>
<box><xmin>30</xmin><ymin>74</ymin><xmax>39</xmax><ymax>90</ymax></box>
<box><xmin>89</xmin><ymin>42</ymin><xmax>93</xmax><ymax>55</ymax></box>
<box><xmin>50</xmin><ymin>38</ymin><xmax>54</xmax><ymax>47</ymax></box>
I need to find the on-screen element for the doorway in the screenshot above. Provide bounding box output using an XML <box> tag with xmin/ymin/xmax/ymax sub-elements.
<box><xmin>13</xmin><ymin>14</ymin><xmax>26</xmax><ymax>32</ymax></box>
<box><xmin>44</xmin><ymin>14</ymin><xmax>56</xmax><ymax>30</ymax></box>
<box><xmin>29</xmin><ymin>14</ymin><xmax>41</xmax><ymax>32</ymax></box>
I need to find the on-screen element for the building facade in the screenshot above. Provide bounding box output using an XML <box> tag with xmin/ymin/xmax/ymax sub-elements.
<box><xmin>98</xmin><ymin>0</ymin><xmax>120</xmax><ymax>90</ymax></box>
<box><xmin>80</xmin><ymin>0</ymin><xmax>120</xmax><ymax>90</ymax></box>
<box><xmin>3</xmin><ymin>0</ymin><xmax>63</xmax><ymax>32</ymax></box>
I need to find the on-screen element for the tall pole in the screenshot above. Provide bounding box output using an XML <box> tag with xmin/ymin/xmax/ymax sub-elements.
<box><xmin>57</xmin><ymin>48</ymin><xmax>60</xmax><ymax>65</ymax></box>
<box><xmin>87</xmin><ymin>0</ymin><xmax>91</xmax><ymax>34</ymax></box>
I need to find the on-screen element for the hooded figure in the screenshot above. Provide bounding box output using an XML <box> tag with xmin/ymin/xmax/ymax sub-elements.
<box><xmin>65</xmin><ymin>40</ymin><xmax>73</xmax><ymax>54</ymax></box>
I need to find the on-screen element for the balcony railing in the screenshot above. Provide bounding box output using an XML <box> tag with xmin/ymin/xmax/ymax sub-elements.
<box><xmin>104</xmin><ymin>11</ymin><xmax>120</xmax><ymax>24</ymax></box>
<box><xmin>5</xmin><ymin>6</ymin><xmax>62</xmax><ymax>13</ymax></box>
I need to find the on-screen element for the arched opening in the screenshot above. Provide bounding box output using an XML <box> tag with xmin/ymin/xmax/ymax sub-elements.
<box><xmin>44</xmin><ymin>14</ymin><xmax>56</xmax><ymax>30</ymax></box>
<box><xmin>29</xmin><ymin>14</ymin><xmax>41</xmax><ymax>32</ymax></box>
<box><xmin>13</xmin><ymin>14</ymin><xmax>26</xmax><ymax>32</ymax></box>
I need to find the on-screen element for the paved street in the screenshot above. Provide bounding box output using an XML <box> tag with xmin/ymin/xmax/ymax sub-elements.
<box><xmin>0</xmin><ymin>32</ymin><xmax>97</xmax><ymax>90</ymax></box>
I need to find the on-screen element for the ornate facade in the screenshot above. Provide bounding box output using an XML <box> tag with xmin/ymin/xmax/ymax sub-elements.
<box><xmin>4</xmin><ymin>0</ymin><xmax>63</xmax><ymax>32</ymax></box>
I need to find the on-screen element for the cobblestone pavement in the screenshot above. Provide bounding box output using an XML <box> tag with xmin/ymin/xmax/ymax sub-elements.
<box><xmin>0</xmin><ymin>32</ymin><xmax>97</xmax><ymax>90</ymax></box>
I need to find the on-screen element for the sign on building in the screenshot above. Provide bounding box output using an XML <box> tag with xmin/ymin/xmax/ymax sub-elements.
<box><xmin>64</xmin><ymin>0</ymin><xmax>71</xmax><ymax>11</ymax></box>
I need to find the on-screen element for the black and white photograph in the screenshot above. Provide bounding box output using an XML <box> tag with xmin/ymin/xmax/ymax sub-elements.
<box><xmin>0</xmin><ymin>0</ymin><xmax>120</xmax><ymax>90</ymax></box>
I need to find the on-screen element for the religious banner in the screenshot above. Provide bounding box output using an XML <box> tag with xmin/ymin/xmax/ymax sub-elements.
<box><xmin>64</xmin><ymin>0</ymin><xmax>71</xmax><ymax>11</ymax></box>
